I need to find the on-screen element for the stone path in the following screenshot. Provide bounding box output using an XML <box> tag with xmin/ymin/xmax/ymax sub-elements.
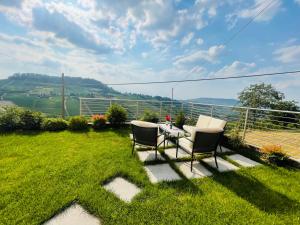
<box><xmin>176</xmin><ymin>161</ymin><xmax>212</xmax><ymax>179</ymax></box>
<box><xmin>103</xmin><ymin>177</ymin><xmax>141</xmax><ymax>203</ymax></box>
<box><xmin>202</xmin><ymin>156</ymin><xmax>240</xmax><ymax>172</ymax></box>
<box><xmin>164</xmin><ymin>148</ymin><xmax>190</xmax><ymax>159</ymax></box>
<box><xmin>227</xmin><ymin>154</ymin><xmax>261</xmax><ymax>167</ymax></box>
<box><xmin>44</xmin><ymin>204</ymin><xmax>100</xmax><ymax>225</ymax></box>
<box><xmin>144</xmin><ymin>164</ymin><xmax>182</xmax><ymax>183</ymax></box>
<box><xmin>137</xmin><ymin>150</ymin><xmax>165</xmax><ymax>162</ymax></box>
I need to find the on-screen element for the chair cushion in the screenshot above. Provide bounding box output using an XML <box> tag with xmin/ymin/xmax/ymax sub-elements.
<box><xmin>196</xmin><ymin>115</ymin><xmax>211</xmax><ymax>128</ymax></box>
<box><xmin>208</xmin><ymin>118</ymin><xmax>227</xmax><ymax>130</ymax></box>
<box><xmin>178</xmin><ymin>138</ymin><xmax>193</xmax><ymax>154</ymax></box>
<box><xmin>183</xmin><ymin>125</ymin><xmax>195</xmax><ymax>134</ymax></box>
<box><xmin>131</xmin><ymin>120</ymin><xmax>158</xmax><ymax>128</ymax></box>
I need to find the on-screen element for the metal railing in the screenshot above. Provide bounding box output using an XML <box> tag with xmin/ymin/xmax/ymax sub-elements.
<box><xmin>79</xmin><ymin>97</ymin><xmax>300</xmax><ymax>158</ymax></box>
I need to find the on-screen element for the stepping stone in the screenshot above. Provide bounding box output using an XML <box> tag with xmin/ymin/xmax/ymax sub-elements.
<box><xmin>44</xmin><ymin>204</ymin><xmax>100</xmax><ymax>225</ymax></box>
<box><xmin>103</xmin><ymin>177</ymin><xmax>141</xmax><ymax>203</ymax></box>
<box><xmin>137</xmin><ymin>150</ymin><xmax>165</xmax><ymax>162</ymax></box>
<box><xmin>144</xmin><ymin>164</ymin><xmax>181</xmax><ymax>183</ymax></box>
<box><xmin>227</xmin><ymin>154</ymin><xmax>261</xmax><ymax>167</ymax></box>
<box><xmin>176</xmin><ymin>161</ymin><xmax>212</xmax><ymax>179</ymax></box>
<box><xmin>217</xmin><ymin>146</ymin><xmax>233</xmax><ymax>153</ymax></box>
<box><xmin>164</xmin><ymin>148</ymin><xmax>190</xmax><ymax>159</ymax></box>
<box><xmin>202</xmin><ymin>157</ymin><xmax>239</xmax><ymax>172</ymax></box>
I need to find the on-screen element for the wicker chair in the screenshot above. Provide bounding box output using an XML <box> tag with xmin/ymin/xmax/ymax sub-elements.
<box><xmin>131</xmin><ymin>120</ymin><xmax>164</xmax><ymax>159</ymax></box>
<box><xmin>177</xmin><ymin>128</ymin><xmax>224</xmax><ymax>171</ymax></box>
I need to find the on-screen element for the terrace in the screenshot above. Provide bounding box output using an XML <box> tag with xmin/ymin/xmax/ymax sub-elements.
<box><xmin>1</xmin><ymin>99</ymin><xmax>300</xmax><ymax>225</ymax></box>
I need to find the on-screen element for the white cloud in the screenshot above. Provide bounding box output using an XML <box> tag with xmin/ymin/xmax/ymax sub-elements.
<box><xmin>173</xmin><ymin>45</ymin><xmax>225</xmax><ymax>66</ymax></box>
<box><xmin>227</xmin><ymin>0</ymin><xmax>282</xmax><ymax>29</ymax></box>
<box><xmin>212</xmin><ymin>61</ymin><xmax>256</xmax><ymax>77</ymax></box>
<box><xmin>180</xmin><ymin>32</ymin><xmax>194</xmax><ymax>46</ymax></box>
<box><xmin>273</xmin><ymin>45</ymin><xmax>300</xmax><ymax>63</ymax></box>
<box><xmin>196</xmin><ymin>38</ymin><xmax>204</xmax><ymax>45</ymax></box>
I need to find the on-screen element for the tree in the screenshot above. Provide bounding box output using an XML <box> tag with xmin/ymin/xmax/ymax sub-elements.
<box><xmin>238</xmin><ymin>83</ymin><xmax>284</xmax><ymax>109</ymax></box>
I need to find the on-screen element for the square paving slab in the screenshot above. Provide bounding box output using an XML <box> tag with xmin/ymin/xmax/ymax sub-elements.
<box><xmin>217</xmin><ymin>146</ymin><xmax>233</xmax><ymax>153</ymax></box>
<box><xmin>44</xmin><ymin>204</ymin><xmax>100</xmax><ymax>225</ymax></box>
<box><xmin>176</xmin><ymin>161</ymin><xmax>212</xmax><ymax>179</ymax></box>
<box><xmin>164</xmin><ymin>148</ymin><xmax>190</xmax><ymax>159</ymax></box>
<box><xmin>227</xmin><ymin>154</ymin><xmax>261</xmax><ymax>167</ymax></box>
<box><xmin>144</xmin><ymin>164</ymin><xmax>181</xmax><ymax>183</ymax></box>
<box><xmin>137</xmin><ymin>150</ymin><xmax>165</xmax><ymax>162</ymax></box>
<box><xmin>103</xmin><ymin>177</ymin><xmax>141</xmax><ymax>203</ymax></box>
<box><xmin>202</xmin><ymin>157</ymin><xmax>239</xmax><ymax>172</ymax></box>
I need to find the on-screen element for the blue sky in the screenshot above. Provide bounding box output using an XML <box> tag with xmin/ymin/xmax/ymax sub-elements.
<box><xmin>0</xmin><ymin>0</ymin><xmax>300</xmax><ymax>102</ymax></box>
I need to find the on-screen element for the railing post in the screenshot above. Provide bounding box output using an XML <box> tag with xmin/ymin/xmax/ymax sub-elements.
<box><xmin>159</xmin><ymin>101</ymin><xmax>162</xmax><ymax>122</ymax></box>
<box><xmin>110</xmin><ymin>100</ymin><xmax>112</xmax><ymax>107</ymax></box>
<box><xmin>136</xmin><ymin>101</ymin><xmax>139</xmax><ymax>119</ymax></box>
<box><xmin>210</xmin><ymin>105</ymin><xmax>214</xmax><ymax>117</ymax></box>
<box><xmin>190</xmin><ymin>103</ymin><xmax>194</xmax><ymax>119</ymax></box>
<box><xmin>242</xmin><ymin>108</ymin><xmax>249</xmax><ymax>141</ymax></box>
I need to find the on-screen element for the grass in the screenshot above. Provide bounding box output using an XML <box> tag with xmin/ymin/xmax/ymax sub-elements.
<box><xmin>0</xmin><ymin>129</ymin><xmax>300</xmax><ymax>225</ymax></box>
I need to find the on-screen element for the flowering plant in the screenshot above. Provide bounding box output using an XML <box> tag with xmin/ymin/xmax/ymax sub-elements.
<box><xmin>165</xmin><ymin>115</ymin><xmax>171</xmax><ymax>121</ymax></box>
<box><xmin>91</xmin><ymin>114</ymin><xmax>107</xmax><ymax>130</ymax></box>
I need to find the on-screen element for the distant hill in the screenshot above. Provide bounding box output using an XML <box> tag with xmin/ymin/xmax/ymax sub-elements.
<box><xmin>188</xmin><ymin>97</ymin><xmax>239</xmax><ymax>106</ymax></box>
<box><xmin>0</xmin><ymin>73</ymin><xmax>171</xmax><ymax>116</ymax></box>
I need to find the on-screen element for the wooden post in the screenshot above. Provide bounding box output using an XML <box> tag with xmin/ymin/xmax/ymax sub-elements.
<box><xmin>61</xmin><ymin>73</ymin><xmax>65</xmax><ymax>119</ymax></box>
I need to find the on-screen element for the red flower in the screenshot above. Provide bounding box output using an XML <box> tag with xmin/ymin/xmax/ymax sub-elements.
<box><xmin>165</xmin><ymin>115</ymin><xmax>171</xmax><ymax>121</ymax></box>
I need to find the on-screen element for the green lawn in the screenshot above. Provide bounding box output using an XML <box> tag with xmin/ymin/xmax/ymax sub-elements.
<box><xmin>0</xmin><ymin>129</ymin><xmax>299</xmax><ymax>225</ymax></box>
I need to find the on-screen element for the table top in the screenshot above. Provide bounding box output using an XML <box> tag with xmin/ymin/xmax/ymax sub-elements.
<box><xmin>159</xmin><ymin>123</ymin><xmax>185</xmax><ymax>137</ymax></box>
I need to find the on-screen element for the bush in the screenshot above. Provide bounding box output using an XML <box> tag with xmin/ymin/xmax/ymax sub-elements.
<box><xmin>19</xmin><ymin>109</ymin><xmax>43</xmax><ymax>130</ymax></box>
<box><xmin>228</xmin><ymin>127</ymin><xmax>244</xmax><ymax>150</ymax></box>
<box><xmin>0</xmin><ymin>106</ymin><xmax>22</xmax><ymax>132</ymax></box>
<box><xmin>141</xmin><ymin>110</ymin><xmax>159</xmax><ymax>123</ymax></box>
<box><xmin>42</xmin><ymin>118</ymin><xmax>68</xmax><ymax>131</ymax></box>
<box><xmin>106</xmin><ymin>104</ymin><xmax>127</xmax><ymax>127</ymax></box>
<box><xmin>261</xmin><ymin>144</ymin><xmax>289</xmax><ymax>166</ymax></box>
<box><xmin>69</xmin><ymin>116</ymin><xmax>89</xmax><ymax>131</ymax></box>
<box><xmin>185</xmin><ymin>117</ymin><xmax>197</xmax><ymax>126</ymax></box>
<box><xmin>92</xmin><ymin>114</ymin><xmax>107</xmax><ymax>130</ymax></box>
<box><xmin>175</xmin><ymin>111</ymin><xmax>186</xmax><ymax>129</ymax></box>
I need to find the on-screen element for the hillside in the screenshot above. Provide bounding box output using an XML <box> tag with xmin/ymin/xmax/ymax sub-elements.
<box><xmin>0</xmin><ymin>73</ymin><xmax>171</xmax><ymax>116</ymax></box>
<box><xmin>188</xmin><ymin>97</ymin><xmax>239</xmax><ymax>106</ymax></box>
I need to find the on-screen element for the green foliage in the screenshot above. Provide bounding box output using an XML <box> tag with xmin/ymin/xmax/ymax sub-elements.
<box><xmin>175</xmin><ymin>111</ymin><xmax>186</xmax><ymax>129</ymax></box>
<box><xmin>19</xmin><ymin>109</ymin><xmax>43</xmax><ymax>130</ymax></box>
<box><xmin>185</xmin><ymin>117</ymin><xmax>197</xmax><ymax>126</ymax></box>
<box><xmin>0</xmin><ymin>106</ymin><xmax>22</xmax><ymax>131</ymax></box>
<box><xmin>141</xmin><ymin>110</ymin><xmax>159</xmax><ymax>123</ymax></box>
<box><xmin>238</xmin><ymin>83</ymin><xmax>284</xmax><ymax>109</ymax></box>
<box><xmin>68</xmin><ymin>116</ymin><xmax>89</xmax><ymax>131</ymax></box>
<box><xmin>106</xmin><ymin>104</ymin><xmax>127</xmax><ymax>127</ymax></box>
<box><xmin>42</xmin><ymin>118</ymin><xmax>68</xmax><ymax>131</ymax></box>
<box><xmin>228</xmin><ymin>126</ymin><xmax>244</xmax><ymax>150</ymax></box>
<box><xmin>92</xmin><ymin>115</ymin><xmax>107</xmax><ymax>130</ymax></box>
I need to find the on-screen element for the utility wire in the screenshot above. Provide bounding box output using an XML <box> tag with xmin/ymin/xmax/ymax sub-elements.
<box><xmin>183</xmin><ymin>0</ymin><xmax>275</xmax><ymax>80</ymax></box>
<box><xmin>104</xmin><ymin>70</ymin><xmax>300</xmax><ymax>86</ymax></box>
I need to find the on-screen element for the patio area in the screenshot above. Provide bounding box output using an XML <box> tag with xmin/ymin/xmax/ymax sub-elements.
<box><xmin>1</xmin><ymin>129</ymin><xmax>300</xmax><ymax>225</ymax></box>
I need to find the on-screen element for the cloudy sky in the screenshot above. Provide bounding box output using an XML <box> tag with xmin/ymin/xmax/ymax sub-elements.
<box><xmin>0</xmin><ymin>0</ymin><xmax>300</xmax><ymax>102</ymax></box>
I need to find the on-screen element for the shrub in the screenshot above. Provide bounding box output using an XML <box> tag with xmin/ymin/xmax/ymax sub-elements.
<box><xmin>0</xmin><ymin>106</ymin><xmax>23</xmax><ymax>132</ymax></box>
<box><xmin>261</xmin><ymin>144</ymin><xmax>289</xmax><ymax>166</ymax></box>
<box><xmin>92</xmin><ymin>114</ymin><xmax>107</xmax><ymax>130</ymax></box>
<box><xmin>228</xmin><ymin>127</ymin><xmax>244</xmax><ymax>150</ymax></box>
<box><xmin>141</xmin><ymin>110</ymin><xmax>159</xmax><ymax>123</ymax></box>
<box><xmin>106</xmin><ymin>104</ymin><xmax>127</xmax><ymax>127</ymax></box>
<box><xmin>69</xmin><ymin>116</ymin><xmax>89</xmax><ymax>131</ymax></box>
<box><xmin>42</xmin><ymin>118</ymin><xmax>68</xmax><ymax>131</ymax></box>
<box><xmin>185</xmin><ymin>117</ymin><xmax>197</xmax><ymax>126</ymax></box>
<box><xmin>175</xmin><ymin>111</ymin><xmax>186</xmax><ymax>129</ymax></box>
<box><xmin>19</xmin><ymin>109</ymin><xmax>43</xmax><ymax>130</ymax></box>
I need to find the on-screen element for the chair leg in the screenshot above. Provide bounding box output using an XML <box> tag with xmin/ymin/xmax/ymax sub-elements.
<box><xmin>191</xmin><ymin>153</ymin><xmax>194</xmax><ymax>172</ymax></box>
<box><xmin>176</xmin><ymin>142</ymin><xmax>178</xmax><ymax>158</ymax></box>
<box><xmin>219</xmin><ymin>145</ymin><xmax>222</xmax><ymax>153</ymax></box>
<box><xmin>155</xmin><ymin>147</ymin><xmax>158</xmax><ymax>160</ymax></box>
<box><xmin>214</xmin><ymin>152</ymin><xmax>218</xmax><ymax>168</ymax></box>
